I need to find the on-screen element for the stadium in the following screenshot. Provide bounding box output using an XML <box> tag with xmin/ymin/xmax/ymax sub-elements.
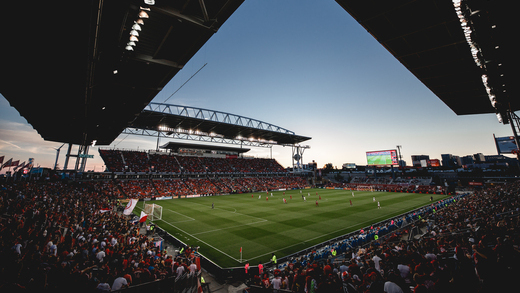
<box><xmin>0</xmin><ymin>1</ymin><xmax>519</xmax><ymax>293</ymax></box>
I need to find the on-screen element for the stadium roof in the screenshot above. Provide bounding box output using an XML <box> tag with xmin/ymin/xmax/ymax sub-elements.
<box><xmin>2</xmin><ymin>0</ymin><xmax>515</xmax><ymax>150</ymax></box>
<box><xmin>0</xmin><ymin>0</ymin><xmax>245</xmax><ymax>146</ymax></box>
<box><xmin>127</xmin><ymin>103</ymin><xmax>311</xmax><ymax>146</ymax></box>
<box><xmin>160</xmin><ymin>141</ymin><xmax>250</xmax><ymax>154</ymax></box>
<box><xmin>336</xmin><ymin>0</ymin><xmax>518</xmax><ymax>118</ymax></box>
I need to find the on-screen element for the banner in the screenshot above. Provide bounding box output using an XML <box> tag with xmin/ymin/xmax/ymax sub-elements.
<box><xmin>123</xmin><ymin>199</ymin><xmax>138</xmax><ymax>215</ymax></box>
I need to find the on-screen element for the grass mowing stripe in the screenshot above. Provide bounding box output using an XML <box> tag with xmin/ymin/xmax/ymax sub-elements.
<box><xmin>146</xmin><ymin>189</ymin><xmax>448</xmax><ymax>267</ymax></box>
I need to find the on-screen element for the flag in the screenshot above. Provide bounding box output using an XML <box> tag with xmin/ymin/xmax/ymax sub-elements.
<box><xmin>0</xmin><ymin>156</ymin><xmax>4</xmax><ymax>165</ymax></box>
<box><xmin>154</xmin><ymin>239</ymin><xmax>163</xmax><ymax>251</ymax></box>
<box><xmin>239</xmin><ymin>247</ymin><xmax>242</xmax><ymax>253</ymax></box>
<box><xmin>1</xmin><ymin>158</ymin><xmax>12</xmax><ymax>169</ymax></box>
<box><xmin>123</xmin><ymin>199</ymin><xmax>138</xmax><ymax>215</ymax></box>
<box><xmin>14</xmin><ymin>161</ymin><xmax>25</xmax><ymax>171</ymax></box>
<box><xmin>98</xmin><ymin>208</ymin><xmax>112</xmax><ymax>214</ymax></box>
<box><xmin>9</xmin><ymin>160</ymin><xmax>19</xmax><ymax>167</ymax></box>
<box><xmin>139</xmin><ymin>211</ymin><xmax>148</xmax><ymax>223</ymax></box>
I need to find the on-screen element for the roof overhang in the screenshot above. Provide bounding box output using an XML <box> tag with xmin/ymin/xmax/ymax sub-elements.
<box><xmin>0</xmin><ymin>0</ymin><xmax>245</xmax><ymax>146</ymax></box>
<box><xmin>336</xmin><ymin>0</ymin><xmax>518</xmax><ymax>117</ymax></box>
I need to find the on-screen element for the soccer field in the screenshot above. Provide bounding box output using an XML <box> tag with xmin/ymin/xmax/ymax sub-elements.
<box><xmin>136</xmin><ymin>188</ymin><xmax>447</xmax><ymax>268</ymax></box>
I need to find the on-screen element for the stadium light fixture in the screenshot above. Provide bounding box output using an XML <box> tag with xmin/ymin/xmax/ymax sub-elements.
<box><xmin>136</xmin><ymin>19</ymin><xmax>145</xmax><ymax>25</ymax></box>
<box><xmin>129</xmin><ymin>35</ymin><xmax>139</xmax><ymax>42</ymax></box>
<box><xmin>496</xmin><ymin>112</ymin><xmax>503</xmax><ymax>123</ymax></box>
<box><xmin>125</xmin><ymin>45</ymin><xmax>134</xmax><ymax>51</ymax></box>
<box><xmin>132</xmin><ymin>23</ymin><xmax>142</xmax><ymax>31</ymax></box>
<box><xmin>144</xmin><ymin>0</ymin><xmax>155</xmax><ymax>5</ymax></box>
<box><xmin>139</xmin><ymin>11</ymin><xmax>149</xmax><ymax>18</ymax></box>
<box><xmin>130</xmin><ymin>30</ymin><xmax>139</xmax><ymax>36</ymax></box>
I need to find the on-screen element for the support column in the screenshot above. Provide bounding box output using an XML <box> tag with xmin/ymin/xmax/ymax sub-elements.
<box><xmin>63</xmin><ymin>143</ymin><xmax>73</xmax><ymax>170</ymax></box>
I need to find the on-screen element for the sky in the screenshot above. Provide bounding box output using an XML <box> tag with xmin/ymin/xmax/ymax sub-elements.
<box><xmin>0</xmin><ymin>0</ymin><xmax>516</xmax><ymax>172</ymax></box>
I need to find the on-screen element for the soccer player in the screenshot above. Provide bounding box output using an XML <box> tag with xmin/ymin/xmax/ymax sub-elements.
<box><xmin>315</xmin><ymin>200</ymin><xmax>319</xmax><ymax>207</ymax></box>
<box><xmin>283</xmin><ymin>198</ymin><xmax>287</xmax><ymax>204</ymax></box>
<box><xmin>378</xmin><ymin>201</ymin><xmax>381</xmax><ymax>209</ymax></box>
<box><xmin>352</xmin><ymin>191</ymin><xmax>355</xmax><ymax>197</ymax></box>
<box><xmin>259</xmin><ymin>195</ymin><xmax>261</xmax><ymax>199</ymax></box>
<box><xmin>266</xmin><ymin>197</ymin><xmax>268</xmax><ymax>202</ymax></box>
<box><xmin>303</xmin><ymin>196</ymin><xmax>306</xmax><ymax>202</ymax></box>
<box><xmin>373</xmin><ymin>196</ymin><xmax>375</xmax><ymax>202</ymax></box>
<box><xmin>319</xmin><ymin>195</ymin><xmax>322</xmax><ymax>200</ymax></box>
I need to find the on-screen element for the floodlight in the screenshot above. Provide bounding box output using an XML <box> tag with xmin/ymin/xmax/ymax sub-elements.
<box><xmin>129</xmin><ymin>35</ymin><xmax>139</xmax><ymax>42</ymax></box>
<box><xmin>139</xmin><ymin>10</ymin><xmax>149</xmax><ymax>18</ymax></box>
<box><xmin>127</xmin><ymin>41</ymin><xmax>136</xmax><ymax>46</ymax></box>
<box><xmin>496</xmin><ymin>113</ymin><xmax>503</xmax><ymax>123</ymax></box>
<box><xmin>144</xmin><ymin>0</ymin><xmax>155</xmax><ymax>5</ymax></box>
<box><xmin>136</xmin><ymin>19</ymin><xmax>145</xmax><ymax>25</ymax></box>
<box><xmin>132</xmin><ymin>24</ymin><xmax>142</xmax><ymax>31</ymax></box>
<box><xmin>125</xmin><ymin>45</ymin><xmax>134</xmax><ymax>51</ymax></box>
<box><xmin>130</xmin><ymin>30</ymin><xmax>139</xmax><ymax>36</ymax></box>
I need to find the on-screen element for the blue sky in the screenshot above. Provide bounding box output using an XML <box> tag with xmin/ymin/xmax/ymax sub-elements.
<box><xmin>0</xmin><ymin>0</ymin><xmax>515</xmax><ymax>171</ymax></box>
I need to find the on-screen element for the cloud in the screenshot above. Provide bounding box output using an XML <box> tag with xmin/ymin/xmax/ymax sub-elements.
<box><xmin>0</xmin><ymin>139</ymin><xmax>21</xmax><ymax>149</ymax></box>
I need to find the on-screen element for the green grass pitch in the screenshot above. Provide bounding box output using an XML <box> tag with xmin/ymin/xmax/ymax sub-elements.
<box><xmin>367</xmin><ymin>154</ymin><xmax>393</xmax><ymax>165</ymax></box>
<box><xmin>135</xmin><ymin>188</ymin><xmax>448</xmax><ymax>268</ymax></box>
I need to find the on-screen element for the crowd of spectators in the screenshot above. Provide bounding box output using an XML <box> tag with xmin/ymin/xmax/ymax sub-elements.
<box><xmin>323</xmin><ymin>177</ymin><xmax>446</xmax><ymax>195</ymax></box>
<box><xmin>99</xmin><ymin>149</ymin><xmax>287</xmax><ymax>174</ymax></box>
<box><xmin>0</xmin><ymin>180</ymin><xmax>211</xmax><ymax>293</ymax></box>
<box><xmin>108</xmin><ymin>176</ymin><xmax>307</xmax><ymax>199</ymax></box>
<box><xmin>250</xmin><ymin>181</ymin><xmax>520</xmax><ymax>293</ymax></box>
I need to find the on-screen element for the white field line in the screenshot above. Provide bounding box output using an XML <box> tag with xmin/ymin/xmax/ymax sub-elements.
<box><xmin>191</xmin><ymin>219</ymin><xmax>268</xmax><ymax>236</ymax></box>
<box><xmin>135</xmin><ymin>205</ymin><xmax>195</xmax><ymax>223</ymax></box>
<box><xmin>158</xmin><ymin>218</ymin><xmax>241</xmax><ymax>263</ymax></box>
<box><xmin>191</xmin><ymin>201</ymin><xmax>269</xmax><ymax>223</ymax></box>
<box><xmin>164</xmin><ymin>208</ymin><xmax>196</xmax><ymax>222</ymax></box>
<box><xmin>152</xmin><ymin>192</ymin><xmax>421</xmax><ymax>264</ymax></box>
<box><xmin>250</xmin><ymin>205</ymin><xmax>413</xmax><ymax>262</ymax></box>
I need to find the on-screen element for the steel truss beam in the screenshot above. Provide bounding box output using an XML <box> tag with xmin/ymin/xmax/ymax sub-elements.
<box><xmin>122</xmin><ymin>128</ymin><xmax>274</xmax><ymax>148</ymax></box>
<box><xmin>147</xmin><ymin>103</ymin><xmax>297</xmax><ymax>136</ymax></box>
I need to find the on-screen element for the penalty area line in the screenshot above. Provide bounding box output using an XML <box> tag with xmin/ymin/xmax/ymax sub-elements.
<box><xmin>191</xmin><ymin>219</ymin><xmax>268</xmax><ymax>236</ymax></box>
<box><xmin>158</xmin><ymin>219</ymin><xmax>241</xmax><ymax>263</ymax></box>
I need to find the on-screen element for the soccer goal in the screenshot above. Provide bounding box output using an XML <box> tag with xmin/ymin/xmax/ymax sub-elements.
<box><xmin>144</xmin><ymin>203</ymin><xmax>163</xmax><ymax>221</ymax></box>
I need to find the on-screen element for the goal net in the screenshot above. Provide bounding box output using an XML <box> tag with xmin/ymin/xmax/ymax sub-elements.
<box><xmin>144</xmin><ymin>203</ymin><xmax>163</xmax><ymax>221</ymax></box>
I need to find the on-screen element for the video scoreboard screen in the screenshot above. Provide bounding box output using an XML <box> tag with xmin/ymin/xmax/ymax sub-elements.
<box><xmin>494</xmin><ymin>135</ymin><xmax>518</xmax><ymax>154</ymax></box>
<box><xmin>366</xmin><ymin>149</ymin><xmax>398</xmax><ymax>166</ymax></box>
